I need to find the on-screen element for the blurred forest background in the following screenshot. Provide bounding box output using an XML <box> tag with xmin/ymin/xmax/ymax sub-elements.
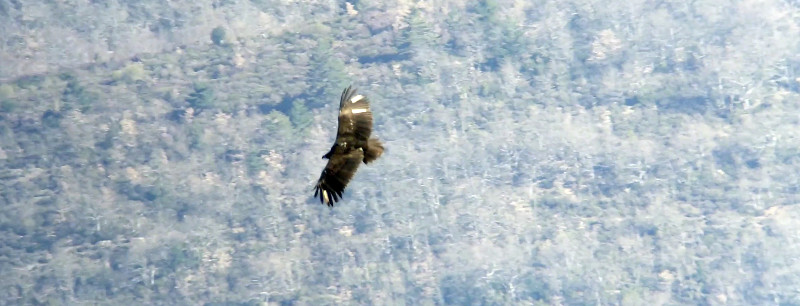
<box><xmin>2</xmin><ymin>0</ymin><xmax>800</xmax><ymax>305</ymax></box>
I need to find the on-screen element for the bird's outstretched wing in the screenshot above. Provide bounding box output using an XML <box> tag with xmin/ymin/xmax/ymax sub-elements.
<box><xmin>314</xmin><ymin>149</ymin><xmax>364</xmax><ymax>207</ymax></box>
<box><xmin>337</xmin><ymin>86</ymin><xmax>373</xmax><ymax>146</ymax></box>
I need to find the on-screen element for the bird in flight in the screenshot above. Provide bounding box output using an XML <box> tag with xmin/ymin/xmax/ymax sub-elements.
<box><xmin>314</xmin><ymin>86</ymin><xmax>384</xmax><ymax>207</ymax></box>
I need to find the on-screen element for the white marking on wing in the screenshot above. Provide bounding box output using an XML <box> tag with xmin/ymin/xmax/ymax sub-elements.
<box><xmin>350</xmin><ymin>95</ymin><xmax>364</xmax><ymax>103</ymax></box>
<box><xmin>351</xmin><ymin>108</ymin><xmax>368</xmax><ymax>114</ymax></box>
<box><xmin>322</xmin><ymin>190</ymin><xmax>329</xmax><ymax>204</ymax></box>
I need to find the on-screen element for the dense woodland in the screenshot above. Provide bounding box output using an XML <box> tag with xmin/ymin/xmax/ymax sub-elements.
<box><xmin>2</xmin><ymin>0</ymin><xmax>800</xmax><ymax>304</ymax></box>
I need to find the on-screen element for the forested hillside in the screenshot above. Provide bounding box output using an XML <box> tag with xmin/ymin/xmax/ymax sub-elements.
<box><xmin>2</xmin><ymin>0</ymin><xmax>800</xmax><ymax>304</ymax></box>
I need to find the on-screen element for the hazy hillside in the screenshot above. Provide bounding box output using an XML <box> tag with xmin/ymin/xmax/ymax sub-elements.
<box><xmin>0</xmin><ymin>0</ymin><xmax>342</xmax><ymax>81</ymax></box>
<box><xmin>2</xmin><ymin>0</ymin><xmax>800</xmax><ymax>305</ymax></box>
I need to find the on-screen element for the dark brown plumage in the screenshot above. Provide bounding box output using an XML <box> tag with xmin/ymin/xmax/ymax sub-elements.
<box><xmin>314</xmin><ymin>86</ymin><xmax>384</xmax><ymax>207</ymax></box>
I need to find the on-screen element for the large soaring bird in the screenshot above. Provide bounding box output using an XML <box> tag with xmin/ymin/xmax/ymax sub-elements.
<box><xmin>314</xmin><ymin>86</ymin><xmax>384</xmax><ymax>206</ymax></box>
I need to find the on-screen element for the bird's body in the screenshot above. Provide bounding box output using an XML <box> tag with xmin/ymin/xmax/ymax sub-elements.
<box><xmin>314</xmin><ymin>86</ymin><xmax>384</xmax><ymax>206</ymax></box>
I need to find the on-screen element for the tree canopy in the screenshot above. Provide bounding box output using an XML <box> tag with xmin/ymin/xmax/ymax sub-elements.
<box><xmin>1</xmin><ymin>0</ymin><xmax>800</xmax><ymax>304</ymax></box>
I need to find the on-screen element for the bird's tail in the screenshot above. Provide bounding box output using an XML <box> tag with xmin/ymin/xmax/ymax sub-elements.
<box><xmin>363</xmin><ymin>138</ymin><xmax>384</xmax><ymax>164</ymax></box>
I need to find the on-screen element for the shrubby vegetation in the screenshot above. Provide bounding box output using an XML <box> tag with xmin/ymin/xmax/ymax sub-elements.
<box><xmin>1</xmin><ymin>0</ymin><xmax>800</xmax><ymax>305</ymax></box>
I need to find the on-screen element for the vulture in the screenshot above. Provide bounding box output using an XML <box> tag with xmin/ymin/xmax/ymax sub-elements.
<box><xmin>314</xmin><ymin>86</ymin><xmax>384</xmax><ymax>206</ymax></box>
